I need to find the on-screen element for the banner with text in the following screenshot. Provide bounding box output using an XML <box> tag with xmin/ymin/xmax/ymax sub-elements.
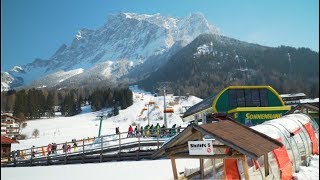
<box><xmin>188</xmin><ymin>141</ymin><xmax>214</xmax><ymax>155</ymax></box>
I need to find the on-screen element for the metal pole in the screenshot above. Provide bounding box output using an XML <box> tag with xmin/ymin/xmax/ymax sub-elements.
<box><xmin>100</xmin><ymin>136</ymin><xmax>103</xmax><ymax>162</ymax></box>
<box><xmin>98</xmin><ymin>115</ymin><xmax>103</xmax><ymax>137</ymax></box>
<box><xmin>147</xmin><ymin>103</ymin><xmax>150</xmax><ymax>125</ymax></box>
<box><xmin>163</xmin><ymin>87</ymin><xmax>167</xmax><ymax>128</ymax></box>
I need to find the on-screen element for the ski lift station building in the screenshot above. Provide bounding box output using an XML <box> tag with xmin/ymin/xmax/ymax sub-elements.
<box><xmin>183</xmin><ymin>86</ymin><xmax>293</xmax><ymax>125</ymax></box>
<box><xmin>153</xmin><ymin>113</ymin><xmax>319</xmax><ymax>180</ymax></box>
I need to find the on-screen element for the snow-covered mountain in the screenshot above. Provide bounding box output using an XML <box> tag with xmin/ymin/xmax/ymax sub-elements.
<box><xmin>2</xmin><ymin>12</ymin><xmax>221</xmax><ymax>91</ymax></box>
<box><xmin>1</xmin><ymin>71</ymin><xmax>24</xmax><ymax>91</ymax></box>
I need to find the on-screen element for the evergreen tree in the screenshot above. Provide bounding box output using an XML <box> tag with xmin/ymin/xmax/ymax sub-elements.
<box><xmin>113</xmin><ymin>101</ymin><xmax>119</xmax><ymax>116</ymax></box>
<box><xmin>77</xmin><ymin>95</ymin><xmax>83</xmax><ymax>113</ymax></box>
<box><xmin>46</xmin><ymin>91</ymin><xmax>55</xmax><ymax>118</ymax></box>
<box><xmin>13</xmin><ymin>90</ymin><xmax>27</xmax><ymax>118</ymax></box>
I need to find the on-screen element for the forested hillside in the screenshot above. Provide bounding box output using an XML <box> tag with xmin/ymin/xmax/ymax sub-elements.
<box><xmin>137</xmin><ymin>34</ymin><xmax>319</xmax><ymax>98</ymax></box>
<box><xmin>1</xmin><ymin>87</ymin><xmax>133</xmax><ymax>120</ymax></box>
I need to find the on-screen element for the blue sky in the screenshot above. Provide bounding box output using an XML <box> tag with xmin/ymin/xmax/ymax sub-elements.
<box><xmin>1</xmin><ymin>0</ymin><xmax>319</xmax><ymax>71</ymax></box>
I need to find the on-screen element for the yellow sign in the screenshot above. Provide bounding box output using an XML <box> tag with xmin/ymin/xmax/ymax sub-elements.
<box><xmin>245</xmin><ymin>113</ymin><xmax>282</xmax><ymax>120</ymax></box>
<box><xmin>234</xmin><ymin>113</ymin><xmax>238</xmax><ymax>119</ymax></box>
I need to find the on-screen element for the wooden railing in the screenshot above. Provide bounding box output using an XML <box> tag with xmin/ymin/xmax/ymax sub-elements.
<box><xmin>2</xmin><ymin>127</ymin><xmax>184</xmax><ymax>167</ymax></box>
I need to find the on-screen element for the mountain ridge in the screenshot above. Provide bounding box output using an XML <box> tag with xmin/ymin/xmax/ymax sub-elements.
<box><xmin>2</xmin><ymin>12</ymin><xmax>221</xmax><ymax>91</ymax></box>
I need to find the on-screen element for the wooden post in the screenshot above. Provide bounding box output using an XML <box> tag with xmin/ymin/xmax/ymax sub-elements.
<box><xmin>264</xmin><ymin>154</ymin><xmax>269</xmax><ymax>177</ymax></box>
<box><xmin>64</xmin><ymin>144</ymin><xmax>67</xmax><ymax>165</ymax></box>
<box><xmin>30</xmin><ymin>149</ymin><xmax>33</xmax><ymax>166</ymax></box>
<box><xmin>200</xmin><ymin>158</ymin><xmax>204</xmax><ymax>179</ymax></box>
<box><xmin>82</xmin><ymin>139</ymin><xmax>85</xmax><ymax>163</ymax></box>
<box><xmin>170</xmin><ymin>157</ymin><xmax>178</xmax><ymax>180</ymax></box>
<box><xmin>118</xmin><ymin>133</ymin><xmax>121</xmax><ymax>160</ymax></box>
<box><xmin>157</xmin><ymin>132</ymin><xmax>160</xmax><ymax>150</ymax></box>
<box><xmin>21</xmin><ymin>150</ymin><xmax>26</xmax><ymax>160</ymax></box>
<box><xmin>42</xmin><ymin>147</ymin><xmax>46</xmax><ymax>156</ymax></box>
<box><xmin>13</xmin><ymin>151</ymin><xmax>16</xmax><ymax>167</ymax></box>
<box><xmin>242</xmin><ymin>155</ymin><xmax>250</xmax><ymax>180</ymax></box>
<box><xmin>100</xmin><ymin>136</ymin><xmax>103</xmax><ymax>162</ymax></box>
<box><xmin>47</xmin><ymin>154</ymin><xmax>50</xmax><ymax>165</ymax></box>
<box><xmin>138</xmin><ymin>135</ymin><xmax>141</xmax><ymax>151</ymax></box>
<box><xmin>138</xmin><ymin>135</ymin><xmax>140</xmax><ymax>160</ymax></box>
<box><xmin>212</xmin><ymin>159</ymin><xmax>216</xmax><ymax>179</ymax></box>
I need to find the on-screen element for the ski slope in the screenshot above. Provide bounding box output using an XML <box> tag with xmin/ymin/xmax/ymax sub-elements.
<box><xmin>2</xmin><ymin>86</ymin><xmax>318</xmax><ymax>180</ymax></box>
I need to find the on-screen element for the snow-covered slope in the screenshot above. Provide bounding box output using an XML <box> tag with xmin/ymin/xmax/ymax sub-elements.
<box><xmin>5</xmin><ymin>86</ymin><xmax>318</xmax><ymax>180</ymax></box>
<box><xmin>2</xmin><ymin>12</ymin><xmax>221</xmax><ymax>91</ymax></box>
<box><xmin>11</xmin><ymin>86</ymin><xmax>202</xmax><ymax>149</ymax></box>
<box><xmin>29</xmin><ymin>68</ymin><xmax>84</xmax><ymax>88</ymax></box>
<box><xmin>1</xmin><ymin>71</ymin><xmax>24</xmax><ymax>91</ymax></box>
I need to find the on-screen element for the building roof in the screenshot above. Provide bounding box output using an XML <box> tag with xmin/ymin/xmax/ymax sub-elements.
<box><xmin>1</xmin><ymin>136</ymin><xmax>19</xmax><ymax>144</ymax></box>
<box><xmin>1</xmin><ymin>114</ymin><xmax>20</xmax><ymax>121</ymax></box>
<box><xmin>153</xmin><ymin>119</ymin><xmax>283</xmax><ymax>160</ymax></box>
<box><xmin>299</xmin><ymin>98</ymin><xmax>319</xmax><ymax>104</ymax></box>
<box><xmin>280</xmin><ymin>93</ymin><xmax>306</xmax><ymax>98</ymax></box>
<box><xmin>182</xmin><ymin>94</ymin><xmax>216</xmax><ymax>118</ymax></box>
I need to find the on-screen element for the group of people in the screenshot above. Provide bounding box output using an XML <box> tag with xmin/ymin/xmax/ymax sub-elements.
<box><xmin>46</xmin><ymin>140</ymin><xmax>78</xmax><ymax>155</ymax></box>
<box><xmin>120</xmin><ymin>123</ymin><xmax>181</xmax><ymax>138</ymax></box>
<box><xmin>46</xmin><ymin>143</ymin><xmax>58</xmax><ymax>155</ymax></box>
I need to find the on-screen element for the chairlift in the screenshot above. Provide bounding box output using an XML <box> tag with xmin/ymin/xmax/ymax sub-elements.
<box><xmin>164</xmin><ymin>108</ymin><xmax>174</xmax><ymax>113</ymax></box>
<box><xmin>149</xmin><ymin>101</ymin><xmax>155</xmax><ymax>105</ymax></box>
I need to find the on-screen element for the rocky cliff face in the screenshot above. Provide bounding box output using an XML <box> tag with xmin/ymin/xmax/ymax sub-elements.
<box><xmin>2</xmin><ymin>12</ymin><xmax>221</xmax><ymax>91</ymax></box>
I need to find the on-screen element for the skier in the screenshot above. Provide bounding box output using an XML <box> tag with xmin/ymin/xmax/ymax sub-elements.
<box><xmin>67</xmin><ymin>144</ymin><xmax>71</xmax><ymax>153</ymax></box>
<box><xmin>72</xmin><ymin>141</ymin><xmax>78</xmax><ymax>152</ymax></box>
<box><xmin>115</xmin><ymin>127</ymin><xmax>120</xmax><ymax>134</ymax></box>
<box><xmin>134</xmin><ymin>126</ymin><xmax>138</xmax><ymax>137</ymax></box>
<box><xmin>144</xmin><ymin>124</ymin><xmax>150</xmax><ymax>137</ymax></box>
<box><xmin>161</xmin><ymin>124</ymin><xmax>166</xmax><ymax>137</ymax></box>
<box><xmin>47</xmin><ymin>143</ymin><xmax>52</xmax><ymax>155</ymax></box>
<box><xmin>140</xmin><ymin>125</ymin><xmax>144</xmax><ymax>137</ymax></box>
<box><xmin>170</xmin><ymin>124</ymin><xmax>177</xmax><ymax>136</ymax></box>
<box><xmin>149</xmin><ymin>124</ymin><xmax>154</xmax><ymax>136</ymax></box>
<box><xmin>52</xmin><ymin>143</ymin><xmax>57</xmax><ymax>154</ymax></box>
<box><xmin>155</xmin><ymin>123</ymin><xmax>161</xmax><ymax>136</ymax></box>
<box><xmin>177</xmin><ymin>125</ymin><xmax>181</xmax><ymax>133</ymax></box>
<box><xmin>127</xmin><ymin>125</ymin><xmax>133</xmax><ymax>137</ymax></box>
<box><xmin>31</xmin><ymin>145</ymin><xmax>36</xmax><ymax>158</ymax></box>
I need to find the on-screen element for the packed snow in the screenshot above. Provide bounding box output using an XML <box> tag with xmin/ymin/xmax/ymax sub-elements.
<box><xmin>1</xmin><ymin>86</ymin><xmax>318</xmax><ymax>180</ymax></box>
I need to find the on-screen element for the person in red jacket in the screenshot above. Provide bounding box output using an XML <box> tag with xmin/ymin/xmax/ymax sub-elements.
<box><xmin>47</xmin><ymin>143</ymin><xmax>52</xmax><ymax>155</ymax></box>
<box><xmin>127</xmin><ymin>125</ymin><xmax>133</xmax><ymax>137</ymax></box>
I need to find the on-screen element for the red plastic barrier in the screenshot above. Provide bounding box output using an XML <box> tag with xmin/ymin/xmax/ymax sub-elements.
<box><xmin>304</xmin><ymin>122</ymin><xmax>319</xmax><ymax>155</ymax></box>
<box><xmin>224</xmin><ymin>148</ymin><xmax>241</xmax><ymax>179</ymax></box>
<box><xmin>273</xmin><ymin>138</ymin><xmax>292</xmax><ymax>180</ymax></box>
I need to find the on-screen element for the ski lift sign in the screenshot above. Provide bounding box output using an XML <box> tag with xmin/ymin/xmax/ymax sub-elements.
<box><xmin>188</xmin><ymin>141</ymin><xmax>214</xmax><ymax>155</ymax></box>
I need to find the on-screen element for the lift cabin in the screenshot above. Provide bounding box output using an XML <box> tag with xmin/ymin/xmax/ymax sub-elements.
<box><xmin>183</xmin><ymin>86</ymin><xmax>291</xmax><ymax>126</ymax></box>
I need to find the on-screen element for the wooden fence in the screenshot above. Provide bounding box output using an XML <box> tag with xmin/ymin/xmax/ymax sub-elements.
<box><xmin>1</xmin><ymin>127</ymin><xmax>183</xmax><ymax>167</ymax></box>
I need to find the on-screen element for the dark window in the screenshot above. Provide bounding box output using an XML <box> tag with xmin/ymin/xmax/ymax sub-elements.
<box><xmin>260</xmin><ymin>89</ymin><xmax>269</xmax><ymax>106</ymax></box>
<box><xmin>251</xmin><ymin>89</ymin><xmax>261</xmax><ymax>106</ymax></box>
<box><xmin>236</xmin><ymin>90</ymin><xmax>245</xmax><ymax>107</ymax></box>
<box><xmin>245</xmin><ymin>89</ymin><xmax>253</xmax><ymax>106</ymax></box>
<box><xmin>229</xmin><ymin>90</ymin><xmax>237</xmax><ymax>108</ymax></box>
<box><xmin>229</xmin><ymin>88</ymin><xmax>269</xmax><ymax>108</ymax></box>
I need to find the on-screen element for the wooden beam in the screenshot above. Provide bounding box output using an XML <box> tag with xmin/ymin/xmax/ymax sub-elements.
<box><xmin>170</xmin><ymin>157</ymin><xmax>178</xmax><ymax>180</ymax></box>
<box><xmin>200</xmin><ymin>158</ymin><xmax>204</xmax><ymax>179</ymax></box>
<box><xmin>264</xmin><ymin>154</ymin><xmax>269</xmax><ymax>176</ymax></box>
<box><xmin>165</xmin><ymin>143</ymin><xmax>189</xmax><ymax>156</ymax></box>
<box><xmin>169</xmin><ymin>128</ymin><xmax>194</xmax><ymax>147</ymax></box>
<box><xmin>212</xmin><ymin>159</ymin><xmax>216</xmax><ymax>179</ymax></box>
<box><xmin>171</xmin><ymin>153</ymin><xmax>244</xmax><ymax>159</ymax></box>
<box><xmin>212</xmin><ymin>145</ymin><xmax>228</xmax><ymax>148</ymax></box>
<box><xmin>186</xmin><ymin>171</ymin><xmax>200</xmax><ymax>179</ymax></box>
<box><xmin>242</xmin><ymin>155</ymin><xmax>250</xmax><ymax>180</ymax></box>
